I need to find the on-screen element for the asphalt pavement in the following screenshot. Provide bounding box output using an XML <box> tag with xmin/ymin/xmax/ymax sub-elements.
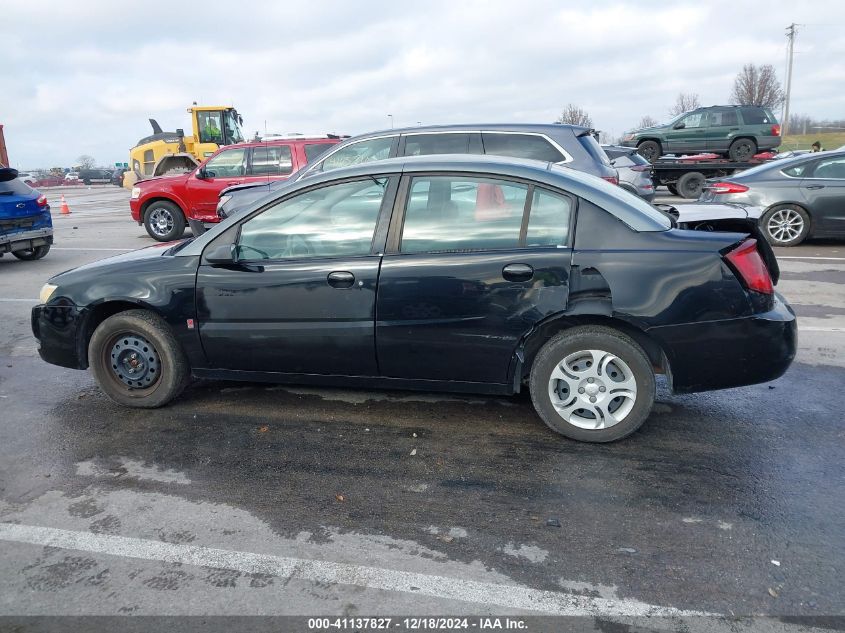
<box><xmin>0</xmin><ymin>186</ymin><xmax>843</xmax><ymax>629</ymax></box>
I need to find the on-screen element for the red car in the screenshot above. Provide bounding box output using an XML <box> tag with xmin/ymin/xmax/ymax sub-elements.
<box><xmin>130</xmin><ymin>136</ymin><xmax>342</xmax><ymax>241</ymax></box>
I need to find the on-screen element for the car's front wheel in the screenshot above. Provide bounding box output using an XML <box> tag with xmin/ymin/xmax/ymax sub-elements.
<box><xmin>761</xmin><ymin>204</ymin><xmax>810</xmax><ymax>247</ymax></box>
<box><xmin>144</xmin><ymin>201</ymin><xmax>186</xmax><ymax>242</ymax></box>
<box><xmin>12</xmin><ymin>245</ymin><xmax>51</xmax><ymax>260</ymax></box>
<box><xmin>529</xmin><ymin>326</ymin><xmax>656</xmax><ymax>442</ymax></box>
<box><xmin>88</xmin><ymin>309</ymin><xmax>190</xmax><ymax>408</ymax></box>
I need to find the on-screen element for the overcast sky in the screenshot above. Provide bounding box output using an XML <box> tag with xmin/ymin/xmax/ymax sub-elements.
<box><xmin>2</xmin><ymin>0</ymin><xmax>844</xmax><ymax>168</ymax></box>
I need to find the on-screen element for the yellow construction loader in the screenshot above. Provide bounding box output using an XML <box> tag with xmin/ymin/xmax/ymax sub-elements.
<box><xmin>124</xmin><ymin>104</ymin><xmax>245</xmax><ymax>188</ymax></box>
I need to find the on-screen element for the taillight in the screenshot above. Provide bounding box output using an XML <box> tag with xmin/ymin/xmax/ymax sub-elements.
<box><xmin>37</xmin><ymin>195</ymin><xmax>48</xmax><ymax>207</ymax></box>
<box><xmin>602</xmin><ymin>175</ymin><xmax>619</xmax><ymax>185</ymax></box>
<box><xmin>771</xmin><ymin>124</ymin><xmax>781</xmax><ymax>136</ymax></box>
<box><xmin>725</xmin><ymin>239</ymin><xmax>773</xmax><ymax>295</ymax></box>
<box><xmin>707</xmin><ymin>181</ymin><xmax>749</xmax><ymax>194</ymax></box>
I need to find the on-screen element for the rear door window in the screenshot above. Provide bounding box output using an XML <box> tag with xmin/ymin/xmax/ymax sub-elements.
<box><xmin>482</xmin><ymin>133</ymin><xmax>565</xmax><ymax>162</ymax></box>
<box><xmin>708</xmin><ymin>109</ymin><xmax>739</xmax><ymax>126</ymax></box>
<box><xmin>319</xmin><ymin>137</ymin><xmax>395</xmax><ymax>172</ymax></box>
<box><xmin>402</xmin><ymin>133</ymin><xmax>481</xmax><ymax>156</ymax></box>
<box><xmin>249</xmin><ymin>145</ymin><xmax>293</xmax><ymax>176</ymax></box>
<box><xmin>739</xmin><ymin>107</ymin><xmax>771</xmax><ymax>124</ymax></box>
<box><xmin>525</xmin><ymin>188</ymin><xmax>572</xmax><ymax>247</ymax></box>
<box><xmin>400</xmin><ymin>175</ymin><xmax>529</xmax><ymax>253</ymax></box>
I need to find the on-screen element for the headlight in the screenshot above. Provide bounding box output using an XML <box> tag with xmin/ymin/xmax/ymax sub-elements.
<box><xmin>39</xmin><ymin>283</ymin><xmax>58</xmax><ymax>304</ymax></box>
<box><xmin>130</xmin><ymin>187</ymin><xmax>141</xmax><ymax>199</ymax></box>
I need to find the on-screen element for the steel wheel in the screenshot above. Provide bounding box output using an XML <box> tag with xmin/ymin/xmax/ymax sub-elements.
<box><xmin>103</xmin><ymin>332</ymin><xmax>161</xmax><ymax>393</ymax></box>
<box><xmin>148</xmin><ymin>207</ymin><xmax>174</xmax><ymax>238</ymax></box>
<box><xmin>547</xmin><ymin>349</ymin><xmax>637</xmax><ymax>429</ymax></box>
<box><xmin>767</xmin><ymin>208</ymin><xmax>805</xmax><ymax>244</ymax></box>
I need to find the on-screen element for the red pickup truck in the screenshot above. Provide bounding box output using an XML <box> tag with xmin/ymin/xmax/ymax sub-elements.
<box><xmin>130</xmin><ymin>136</ymin><xmax>342</xmax><ymax>241</ymax></box>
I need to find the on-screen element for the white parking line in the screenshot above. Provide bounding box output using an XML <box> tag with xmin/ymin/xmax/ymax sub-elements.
<box><xmin>52</xmin><ymin>247</ymin><xmax>131</xmax><ymax>252</ymax></box>
<box><xmin>0</xmin><ymin>523</ymin><xmax>707</xmax><ymax>616</ymax></box>
<box><xmin>777</xmin><ymin>256</ymin><xmax>845</xmax><ymax>261</ymax></box>
<box><xmin>0</xmin><ymin>299</ymin><xmax>36</xmax><ymax>303</ymax></box>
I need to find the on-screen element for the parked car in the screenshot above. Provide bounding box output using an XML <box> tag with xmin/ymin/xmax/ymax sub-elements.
<box><xmin>215</xmin><ymin>123</ymin><xmax>617</xmax><ymax>223</ymax></box>
<box><xmin>0</xmin><ymin>168</ymin><xmax>53</xmax><ymax>260</ymax></box>
<box><xmin>78</xmin><ymin>169</ymin><xmax>113</xmax><ymax>185</ymax></box>
<box><xmin>602</xmin><ymin>145</ymin><xmax>655</xmax><ymax>201</ymax></box>
<box><xmin>64</xmin><ymin>172</ymin><xmax>79</xmax><ymax>183</ymax></box>
<box><xmin>621</xmin><ymin>105</ymin><xmax>782</xmax><ymax>162</ymax></box>
<box><xmin>112</xmin><ymin>168</ymin><xmax>127</xmax><ymax>187</ymax></box>
<box><xmin>34</xmin><ymin>175</ymin><xmax>66</xmax><ymax>187</ymax></box>
<box><xmin>33</xmin><ymin>155</ymin><xmax>795</xmax><ymax>442</ymax></box>
<box><xmin>699</xmin><ymin>150</ymin><xmax>845</xmax><ymax>246</ymax></box>
<box><xmin>130</xmin><ymin>136</ymin><xmax>342</xmax><ymax>241</ymax></box>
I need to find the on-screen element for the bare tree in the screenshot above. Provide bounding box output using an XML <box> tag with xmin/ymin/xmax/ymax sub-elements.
<box><xmin>76</xmin><ymin>155</ymin><xmax>96</xmax><ymax>169</ymax></box>
<box><xmin>556</xmin><ymin>104</ymin><xmax>593</xmax><ymax>128</ymax></box>
<box><xmin>729</xmin><ymin>64</ymin><xmax>784</xmax><ymax>109</ymax></box>
<box><xmin>638</xmin><ymin>115</ymin><xmax>658</xmax><ymax>129</ymax></box>
<box><xmin>669</xmin><ymin>93</ymin><xmax>701</xmax><ymax>116</ymax></box>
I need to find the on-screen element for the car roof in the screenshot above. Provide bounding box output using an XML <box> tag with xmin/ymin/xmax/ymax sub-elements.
<box><xmin>345</xmin><ymin>122</ymin><xmax>591</xmax><ymax>137</ymax></box>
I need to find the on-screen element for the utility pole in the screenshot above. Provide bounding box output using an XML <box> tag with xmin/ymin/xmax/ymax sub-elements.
<box><xmin>782</xmin><ymin>23</ymin><xmax>797</xmax><ymax>136</ymax></box>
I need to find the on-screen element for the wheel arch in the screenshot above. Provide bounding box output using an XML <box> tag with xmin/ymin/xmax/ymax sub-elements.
<box><xmin>509</xmin><ymin>312</ymin><xmax>670</xmax><ymax>392</ymax></box>
<box><xmin>140</xmin><ymin>195</ymin><xmax>186</xmax><ymax>219</ymax></box>
<box><xmin>77</xmin><ymin>299</ymin><xmax>166</xmax><ymax>369</ymax></box>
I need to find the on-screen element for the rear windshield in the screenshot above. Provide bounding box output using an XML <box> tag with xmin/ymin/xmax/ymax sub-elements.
<box><xmin>0</xmin><ymin>178</ymin><xmax>33</xmax><ymax>195</ymax></box>
<box><xmin>577</xmin><ymin>134</ymin><xmax>612</xmax><ymax>166</ymax></box>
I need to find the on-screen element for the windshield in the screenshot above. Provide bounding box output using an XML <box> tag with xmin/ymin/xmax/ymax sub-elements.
<box><xmin>223</xmin><ymin>110</ymin><xmax>244</xmax><ymax>144</ymax></box>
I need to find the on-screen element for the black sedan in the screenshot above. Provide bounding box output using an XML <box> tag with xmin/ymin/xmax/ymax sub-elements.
<box><xmin>31</xmin><ymin>155</ymin><xmax>796</xmax><ymax>442</ymax></box>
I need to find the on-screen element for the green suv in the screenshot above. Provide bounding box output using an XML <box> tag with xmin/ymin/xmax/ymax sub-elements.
<box><xmin>621</xmin><ymin>105</ymin><xmax>781</xmax><ymax>162</ymax></box>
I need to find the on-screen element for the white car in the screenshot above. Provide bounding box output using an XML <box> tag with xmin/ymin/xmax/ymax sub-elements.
<box><xmin>64</xmin><ymin>172</ymin><xmax>79</xmax><ymax>182</ymax></box>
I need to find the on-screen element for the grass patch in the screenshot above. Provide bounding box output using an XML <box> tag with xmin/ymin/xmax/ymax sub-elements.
<box><xmin>779</xmin><ymin>132</ymin><xmax>845</xmax><ymax>151</ymax></box>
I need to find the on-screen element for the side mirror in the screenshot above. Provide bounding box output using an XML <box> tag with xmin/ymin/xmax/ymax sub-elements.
<box><xmin>674</xmin><ymin>122</ymin><xmax>686</xmax><ymax>130</ymax></box>
<box><xmin>205</xmin><ymin>242</ymin><xmax>236</xmax><ymax>265</ymax></box>
<box><xmin>196</xmin><ymin>168</ymin><xmax>207</xmax><ymax>180</ymax></box>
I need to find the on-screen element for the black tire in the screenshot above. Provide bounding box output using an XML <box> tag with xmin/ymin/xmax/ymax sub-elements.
<box><xmin>636</xmin><ymin>140</ymin><xmax>662</xmax><ymax>162</ymax></box>
<box><xmin>676</xmin><ymin>171</ymin><xmax>706</xmax><ymax>199</ymax></box>
<box><xmin>83</xmin><ymin>179</ymin><xmax>91</xmax><ymax>185</ymax></box>
<box><xmin>12</xmin><ymin>245</ymin><xmax>51</xmax><ymax>260</ymax></box>
<box><xmin>144</xmin><ymin>200</ymin><xmax>186</xmax><ymax>242</ymax></box>
<box><xmin>761</xmin><ymin>204</ymin><xmax>811</xmax><ymax>247</ymax></box>
<box><xmin>667</xmin><ymin>184</ymin><xmax>679</xmax><ymax>196</ymax></box>
<box><xmin>529</xmin><ymin>326</ymin><xmax>656</xmax><ymax>442</ymax></box>
<box><xmin>728</xmin><ymin>138</ymin><xmax>757</xmax><ymax>162</ymax></box>
<box><xmin>88</xmin><ymin>309</ymin><xmax>190</xmax><ymax>408</ymax></box>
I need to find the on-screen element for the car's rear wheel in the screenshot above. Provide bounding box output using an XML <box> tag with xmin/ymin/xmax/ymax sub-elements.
<box><xmin>676</xmin><ymin>171</ymin><xmax>706</xmax><ymax>199</ymax></box>
<box><xmin>761</xmin><ymin>205</ymin><xmax>810</xmax><ymax>247</ymax></box>
<box><xmin>728</xmin><ymin>138</ymin><xmax>757</xmax><ymax>162</ymax></box>
<box><xmin>667</xmin><ymin>184</ymin><xmax>679</xmax><ymax>196</ymax></box>
<box><xmin>529</xmin><ymin>326</ymin><xmax>656</xmax><ymax>442</ymax></box>
<box><xmin>637</xmin><ymin>140</ymin><xmax>662</xmax><ymax>163</ymax></box>
<box><xmin>144</xmin><ymin>201</ymin><xmax>186</xmax><ymax>242</ymax></box>
<box><xmin>88</xmin><ymin>309</ymin><xmax>190</xmax><ymax>408</ymax></box>
<box><xmin>12</xmin><ymin>245</ymin><xmax>51</xmax><ymax>260</ymax></box>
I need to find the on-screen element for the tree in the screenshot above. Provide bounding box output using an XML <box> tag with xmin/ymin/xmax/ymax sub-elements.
<box><xmin>638</xmin><ymin>115</ymin><xmax>658</xmax><ymax>129</ymax></box>
<box><xmin>729</xmin><ymin>64</ymin><xmax>784</xmax><ymax>109</ymax></box>
<box><xmin>669</xmin><ymin>93</ymin><xmax>701</xmax><ymax>116</ymax></box>
<box><xmin>556</xmin><ymin>104</ymin><xmax>592</xmax><ymax>128</ymax></box>
<box><xmin>77</xmin><ymin>155</ymin><xmax>96</xmax><ymax>169</ymax></box>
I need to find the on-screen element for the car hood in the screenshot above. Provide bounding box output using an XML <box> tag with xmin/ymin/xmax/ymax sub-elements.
<box><xmin>136</xmin><ymin>173</ymin><xmax>190</xmax><ymax>187</ymax></box>
<box><xmin>50</xmin><ymin>240</ymin><xmax>188</xmax><ymax>282</ymax></box>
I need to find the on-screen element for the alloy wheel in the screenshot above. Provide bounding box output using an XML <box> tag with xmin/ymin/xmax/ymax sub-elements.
<box><xmin>148</xmin><ymin>207</ymin><xmax>174</xmax><ymax>238</ymax></box>
<box><xmin>767</xmin><ymin>208</ymin><xmax>804</xmax><ymax>244</ymax></box>
<box><xmin>547</xmin><ymin>349</ymin><xmax>637</xmax><ymax>429</ymax></box>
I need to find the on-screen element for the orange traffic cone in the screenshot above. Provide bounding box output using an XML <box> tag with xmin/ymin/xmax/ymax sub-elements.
<box><xmin>60</xmin><ymin>194</ymin><xmax>71</xmax><ymax>215</ymax></box>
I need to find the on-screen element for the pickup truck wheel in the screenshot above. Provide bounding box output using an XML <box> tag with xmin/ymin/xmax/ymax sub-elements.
<box><xmin>144</xmin><ymin>201</ymin><xmax>186</xmax><ymax>242</ymax></box>
<box><xmin>637</xmin><ymin>140</ymin><xmax>662</xmax><ymax>162</ymax></box>
<box><xmin>667</xmin><ymin>184</ymin><xmax>679</xmax><ymax>196</ymax></box>
<box><xmin>762</xmin><ymin>205</ymin><xmax>810</xmax><ymax>247</ymax></box>
<box><xmin>89</xmin><ymin>309</ymin><xmax>190</xmax><ymax>408</ymax></box>
<box><xmin>676</xmin><ymin>172</ymin><xmax>706</xmax><ymax>199</ymax></box>
<box><xmin>529</xmin><ymin>326</ymin><xmax>655</xmax><ymax>442</ymax></box>
<box><xmin>729</xmin><ymin>138</ymin><xmax>757</xmax><ymax>162</ymax></box>
<box><xmin>12</xmin><ymin>245</ymin><xmax>51</xmax><ymax>260</ymax></box>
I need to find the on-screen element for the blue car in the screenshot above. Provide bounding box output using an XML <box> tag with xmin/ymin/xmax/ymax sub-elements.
<box><xmin>0</xmin><ymin>168</ymin><xmax>53</xmax><ymax>260</ymax></box>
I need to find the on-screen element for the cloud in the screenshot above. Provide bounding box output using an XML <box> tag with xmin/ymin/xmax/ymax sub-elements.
<box><xmin>1</xmin><ymin>0</ymin><xmax>844</xmax><ymax>167</ymax></box>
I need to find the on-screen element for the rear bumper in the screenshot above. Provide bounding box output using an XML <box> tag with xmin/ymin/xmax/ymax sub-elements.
<box><xmin>649</xmin><ymin>292</ymin><xmax>797</xmax><ymax>393</ymax></box>
<box><xmin>0</xmin><ymin>228</ymin><xmax>54</xmax><ymax>254</ymax></box>
<box><xmin>31</xmin><ymin>302</ymin><xmax>87</xmax><ymax>370</ymax></box>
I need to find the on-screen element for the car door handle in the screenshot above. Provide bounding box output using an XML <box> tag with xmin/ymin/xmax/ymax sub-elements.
<box><xmin>327</xmin><ymin>271</ymin><xmax>355</xmax><ymax>288</ymax></box>
<box><xmin>804</xmin><ymin>185</ymin><xmax>825</xmax><ymax>190</ymax></box>
<box><xmin>502</xmin><ymin>263</ymin><xmax>534</xmax><ymax>282</ymax></box>
<box><xmin>729</xmin><ymin>127</ymin><xmax>739</xmax><ymax>131</ymax></box>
